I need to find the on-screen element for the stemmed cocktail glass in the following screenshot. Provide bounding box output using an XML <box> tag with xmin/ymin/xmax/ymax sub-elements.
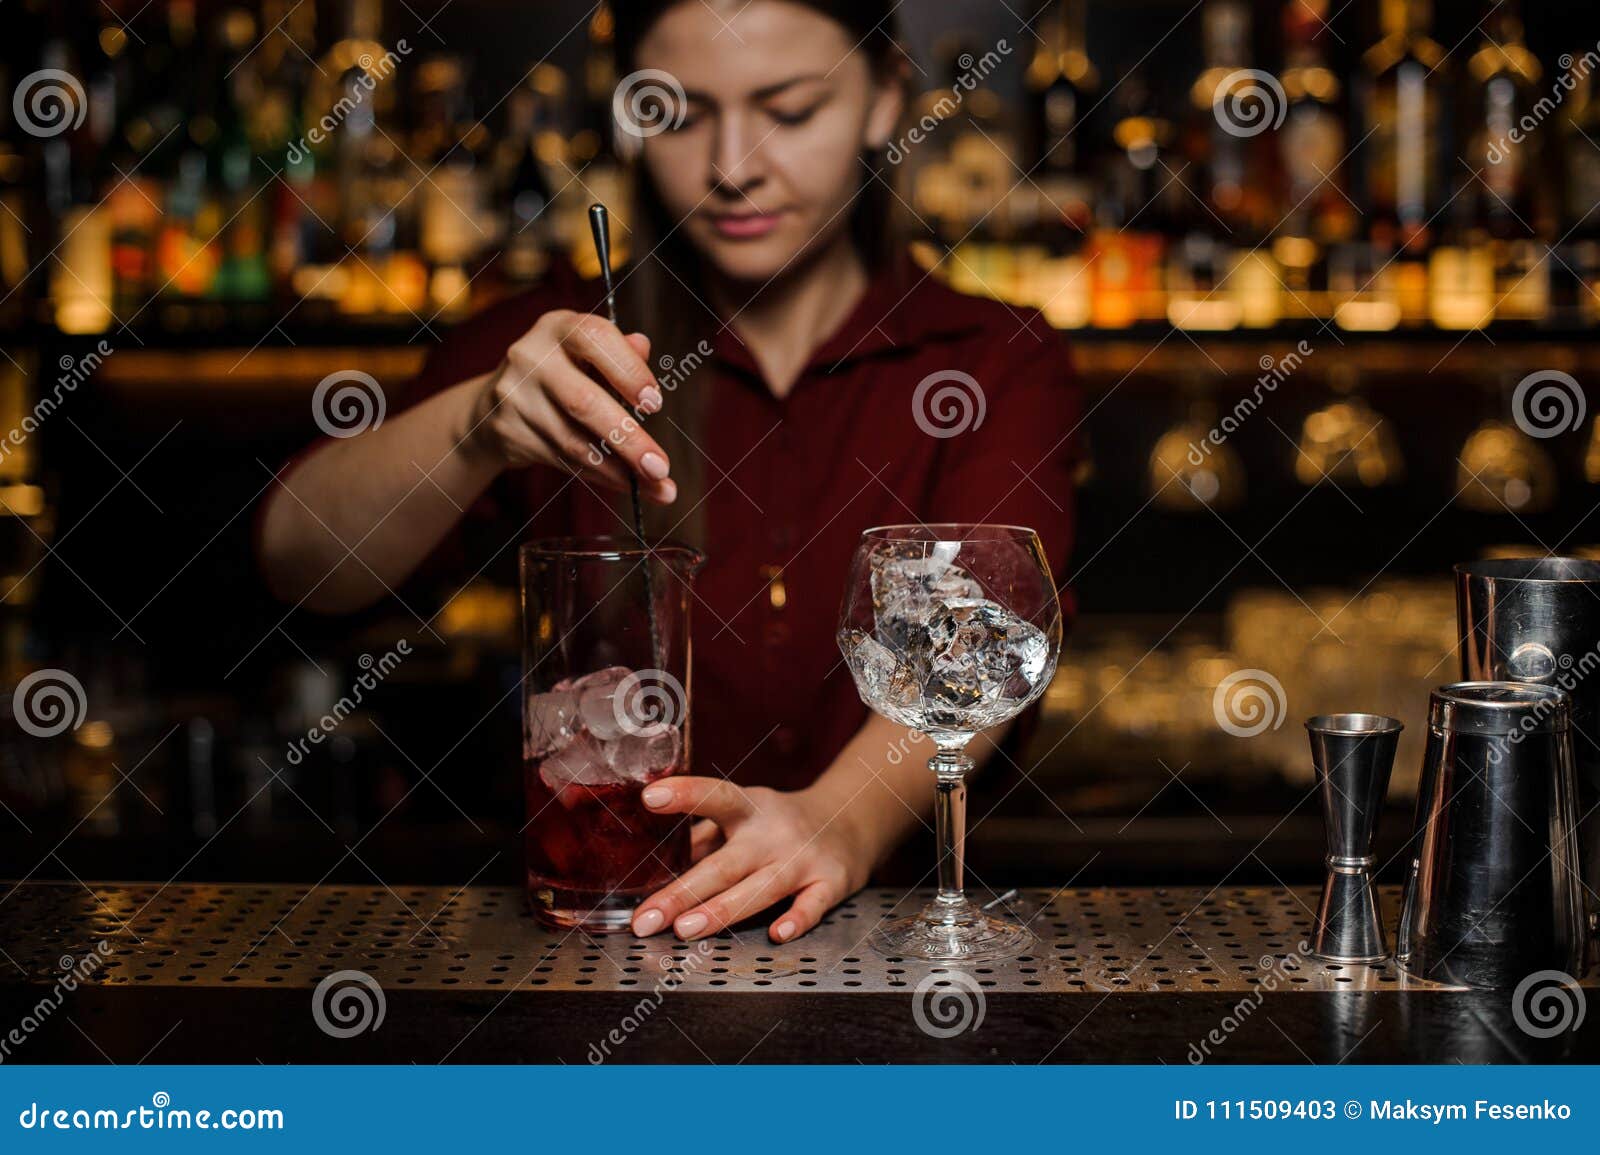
<box><xmin>837</xmin><ymin>524</ymin><xmax>1062</xmax><ymax>962</ymax></box>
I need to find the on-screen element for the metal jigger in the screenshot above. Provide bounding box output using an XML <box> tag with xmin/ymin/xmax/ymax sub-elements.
<box><xmin>1305</xmin><ymin>714</ymin><xmax>1403</xmax><ymax>964</ymax></box>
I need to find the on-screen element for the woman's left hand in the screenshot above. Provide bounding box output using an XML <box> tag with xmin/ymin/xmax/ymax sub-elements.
<box><xmin>629</xmin><ymin>777</ymin><xmax>874</xmax><ymax>943</ymax></box>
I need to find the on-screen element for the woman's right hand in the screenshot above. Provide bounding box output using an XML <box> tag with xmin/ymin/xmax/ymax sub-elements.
<box><xmin>465</xmin><ymin>310</ymin><xmax>676</xmax><ymax>503</ymax></box>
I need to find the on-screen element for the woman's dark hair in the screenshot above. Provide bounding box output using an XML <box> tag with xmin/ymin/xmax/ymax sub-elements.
<box><xmin>607</xmin><ymin>0</ymin><xmax>908</xmax><ymax>544</ymax></box>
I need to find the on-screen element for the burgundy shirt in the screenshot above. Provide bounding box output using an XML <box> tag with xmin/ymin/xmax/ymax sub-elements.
<box><xmin>393</xmin><ymin>256</ymin><xmax>1080</xmax><ymax>791</ymax></box>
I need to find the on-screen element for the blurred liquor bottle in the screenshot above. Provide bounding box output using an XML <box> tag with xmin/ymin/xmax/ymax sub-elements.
<box><xmin>1020</xmin><ymin>0</ymin><xmax>1096</xmax><ymax>327</ymax></box>
<box><xmin>494</xmin><ymin>66</ymin><xmax>564</xmax><ymax>288</ymax></box>
<box><xmin>210</xmin><ymin>6</ymin><xmax>272</xmax><ymax>306</ymax></box>
<box><xmin>152</xmin><ymin>0</ymin><xmax>224</xmax><ymax>310</ymax></box>
<box><xmin>1464</xmin><ymin>0</ymin><xmax>1547</xmax><ymax>324</ymax></box>
<box><xmin>1172</xmin><ymin>0</ymin><xmax>1280</xmax><ymax>330</ymax></box>
<box><xmin>1559</xmin><ymin>66</ymin><xmax>1600</xmax><ymax>323</ymax></box>
<box><xmin>1090</xmin><ymin>66</ymin><xmax>1170</xmax><ymax>327</ymax></box>
<box><xmin>0</xmin><ymin>87</ymin><xmax>24</xmax><ymax>332</ymax></box>
<box><xmin>1359</xmin><ymin>0</ymin><xmax>1447</xmax><ymax>326</ymax></box>
<box><xmin>1274</xmin><ymin>0</ymin><xmax>1352</xmax><ymax>316</ymax></box>
<box><xmin>255</xmin><ymin>0</ymin><xmax>327</xmax><ymax>304</ymax></box>
<box><xmin>569</xmin><ymin>0</ymin><xmax>628</xmax><ymax>276</ymax></box>
<box><xmin>925</xmin><ymin>35</ymin><xmax>1019</xmax><ymax>300</ymax></box>
<box><xmin>414</xmin><ymin>54</ymin><xmax>490</xmax><ymax>319</ymax></box>
<box><xmin>326</xmin><ymin>0</ymin><xmax>427</xmax><ymax>318</ymax></box>
<box><xmin>41</xmin><ymin>8</ymin><xmax>118</xmax><ymax>334</ymax></box>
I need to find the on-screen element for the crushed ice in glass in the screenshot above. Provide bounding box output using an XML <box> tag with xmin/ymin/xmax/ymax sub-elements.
<box><xmin>843</xmin><ymin>549</ymin><xmax>1050</xmax><ymax>732</ymax></box>
<box><xmin>526</xmin><ymin>665</ymin><xmax>681</xmax><ymax>795</ymax></box>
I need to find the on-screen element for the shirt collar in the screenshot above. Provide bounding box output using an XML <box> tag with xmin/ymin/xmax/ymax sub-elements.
<box><xmin>709</xmin><ymin>254</ymin><xmax>989</xmax><ymax>379</ymax></box>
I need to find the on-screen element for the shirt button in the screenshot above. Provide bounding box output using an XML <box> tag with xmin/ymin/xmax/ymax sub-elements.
<box><xmin>763</xmin><ymin>621</ymin><xmax>791</xmax><ymax>648</ymax></box>
<box><xmin>772</xmin><ymin>726</ymin><xmax>798</xmax><ymax>755</ymax></box>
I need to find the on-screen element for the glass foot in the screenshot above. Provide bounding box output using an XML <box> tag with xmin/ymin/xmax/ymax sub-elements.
<box><xmin>869</xmin><ymin>899</ymin><xmax>1036</xmax><ymax>963</ymax></box>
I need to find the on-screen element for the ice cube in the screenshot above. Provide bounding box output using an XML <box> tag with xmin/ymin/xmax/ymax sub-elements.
<box><xmin>602</xmin><ymin>726</ymin><xmax>681</xmax><ymax>781</ymax></box>
<box><xmin>572</xmin><ymin>666</ymin><xmax>631</xmax><ymax>741</ymax></box>
<box><xmin>537</xmin><ymin>732</ymin><xmax>625</xmax><ymax>797</ymax></box>
<box><xmin>842</xmin><ymin>629</ymin><xmax>925</xmax><ymax>723</ymax></box>
<box><xmin>525</xmin><ymin>686</ymin><xmax>580</xmax><ymax>759</ymax></box>
<box><xmin>923</xmin><ymin>598</ymin><xmax>1049</xmax><ymax>709</ymax></box>
<box><xmin>870</xmin><ymin>548</ymin><xmax>984</xmax><ymax>657</ymax></box>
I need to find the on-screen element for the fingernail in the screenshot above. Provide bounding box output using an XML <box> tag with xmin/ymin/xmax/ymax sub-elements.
<box><xmin>658</xmin><ymin>479</ymin><xmax>678</xmax><ymax>504</ymax></box>
<box><xmin>633</xmin><ymin>908</ymin><xmax>664</xmax><ymax>936</ymax></box>
<box><xmin>676</xmin><ymin>913</ymin><xmax>707</xmax><ymax>939</ymax></box>
<box><xmin>639</xmin><ymin>452</ymin><xmax>670</xmax><ymax>481</ymax></box>
<box><xmin>773</xmin><ymin>920</ymin><xmax>795</xmax><ymax>942</ymax></box>
<box><xmin>638</xmin><ymin>386</ymin><xmax>663</xmax><ymax>413</ymax></box>
<box><xmin>641</xmin><ymin>784</ymin><xmax>671</xmax><ymax>807</ymax></box>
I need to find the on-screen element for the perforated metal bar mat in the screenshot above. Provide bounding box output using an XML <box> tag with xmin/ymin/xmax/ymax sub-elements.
<box><xmin>2</xmin><ymin>882</ymin><xmax>1527</xmax><ymax>994</ymax></box>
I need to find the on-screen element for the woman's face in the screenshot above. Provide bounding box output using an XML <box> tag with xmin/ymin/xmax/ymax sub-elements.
<box><xmin>633</xmin><ymin>0</ymin><xmax>902</xmax><ymax>285</ymax></box>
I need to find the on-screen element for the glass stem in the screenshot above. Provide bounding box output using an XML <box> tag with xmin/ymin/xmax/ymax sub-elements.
<box><xmin>930</xmin><ymin>743</ymin><xmax>974</xmax><ymax>922</ymax></box>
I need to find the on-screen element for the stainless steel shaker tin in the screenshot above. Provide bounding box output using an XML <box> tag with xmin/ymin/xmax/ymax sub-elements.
<box><xmin>1397</xmin><ymin>681</ymin><xmax>1586</xmax><ymax>989</ymax></box>
<box><xmin>1456</xmin><ymin>557</ymin><xmax>1600</xmax><ymax>935</ymax></box>
<box><xmin>1429</xmin><ymin>680</ymin><xmax>1573</xmax><ymax>736</ymax></box>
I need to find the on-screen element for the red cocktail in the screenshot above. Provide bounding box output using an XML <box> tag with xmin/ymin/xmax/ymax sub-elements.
<box><xmin>523</xmin><ymin>666</ymin><xmax>689</xmax><ymax>919</ymax></box>
<box><xmin>519</xmin><ymin>539</ymin><xmax>704</xmax><ymax>932</ymax></box>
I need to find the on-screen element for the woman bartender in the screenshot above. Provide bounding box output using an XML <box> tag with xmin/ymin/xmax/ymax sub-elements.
<box><xmin>257</xmin><ymin>0</ymin><xmax>1079</xmax><ymax>945</ymax></box>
